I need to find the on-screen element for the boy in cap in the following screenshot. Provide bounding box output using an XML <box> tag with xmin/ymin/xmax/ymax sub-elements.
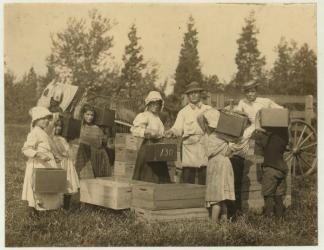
<box><xmin>165</xmin><ymin>82</ymin><xmax>211</xmax><ymax>184</ymax></box>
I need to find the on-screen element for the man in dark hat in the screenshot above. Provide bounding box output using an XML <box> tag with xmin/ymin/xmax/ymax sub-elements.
<box><xmin>228</xmin><ymin>80</ymin><xmax>284</xmax><ymax>216</ymax></box>
<box><xmin>165</xmin><ymin>81</ymin><xmax>211</xmax><ymax>185</ymax></box>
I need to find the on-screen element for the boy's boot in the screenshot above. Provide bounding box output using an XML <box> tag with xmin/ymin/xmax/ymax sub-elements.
<box><xmin>63</xmin><ymin>194</ymin><xmax>72</xmax><ymax>210</ymax></box>
<box><xmin>264</xmin><ymin>196</ymin><xmax>275</xmax><ymax>217</ymax></box>
<box><xmin>274</xmin><ymin>195</ymin><xmax>285</xmax><ymax>218</ymax></box>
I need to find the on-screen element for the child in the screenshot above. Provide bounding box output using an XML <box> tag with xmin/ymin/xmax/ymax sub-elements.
<box><xmin>198</xmin><ymin>108</ymin><xmax>235</xmax><ymax>222</ymax></box>
<box><xmin>50</xmin><ymin>118</ymin><xmax>80</xmax><ymax>210</ymax></box>
<box><xmin>131</xmin><ymin>91</ymin><xmax>171</xmax><ymax>183</ymax></box>
<box><xmin>22</xmin><ymin>106</ymin><xmax>63</xmax><ymax>215</ymax></box>
<box><xmin>256</xmin><ymin>126</ymin><xmax>289</xmax><ymax>218</ymax></box>
<box><xmin>75</xmin><ymin>104</ymin><xmax>112</xmax><ymax>178</ymax></box>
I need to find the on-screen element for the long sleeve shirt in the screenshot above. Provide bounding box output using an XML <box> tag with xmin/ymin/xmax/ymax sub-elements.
<box><xmin>130</xmin><ymin>111</ymin><xmax>165</xmax><ymax>138</ymax></box>
<box><xmin>170</xmin><ymin>102</ymin><xmax>212</xmax><ymax>138</ymax></box>
<box><xmin>235</xmin><ymin>97</ymin><xmax>283</xmax><ymax>124</ymax></box>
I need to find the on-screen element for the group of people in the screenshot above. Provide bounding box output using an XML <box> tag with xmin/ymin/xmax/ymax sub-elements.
<box><xmin>130</xmin><ymin>80</ymin><xmax>289</xmax><ymax>221</ymax></box>
<box><xmin>21</xmin><ymin>79</ymin><xmax>289</xmax><ymax>222</ymax></box>
<box><xmin>22</xmin><ymin>97</ymin><xmax>114</xmax><ymax>216</ymax></box>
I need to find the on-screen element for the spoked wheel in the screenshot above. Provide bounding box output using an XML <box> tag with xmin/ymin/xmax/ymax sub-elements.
<box><xmin>285</xmin><ymin>119</ymin><xmax>317</xmax><ymax>177</ymax></box>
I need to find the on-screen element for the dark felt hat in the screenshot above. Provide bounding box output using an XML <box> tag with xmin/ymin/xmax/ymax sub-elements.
<box><xmin>242</xmin><ymin>80</ymin><xmax>260</xmax><ymax>91</ymax></box>
<box><xmin>185</xmin><ymin>81</ymin><xmax>204</xmax><ymax>94</ymax></box>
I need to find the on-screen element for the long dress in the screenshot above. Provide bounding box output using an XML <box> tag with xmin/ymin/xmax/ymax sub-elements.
<box><xmin>202</xmin><ymin>109</ymin><xmax>235</xmax><ymax>206</ymax></box>
<box><xmin>50</xmin><ymin>135</ymin><xmax>80</xmax><ymax>194</ymax></box>
<box><xmin>205</xmin><ymin>133</ymin><xmax>235</xmax><ymax>206</ymax></box>
<box><xmin>21</xmin><ymin>126</ymin><xmax>63</xmax><ymax>210</ymax></box>
<box><xmin>75</xmin><ymin>124</ymin><xmax>112</xmax><ymax>177</ymax></box>
<box><xmin>131</xmin><ymin>111</ymin><xmax>171</xmax><ymax>183</ymax></box>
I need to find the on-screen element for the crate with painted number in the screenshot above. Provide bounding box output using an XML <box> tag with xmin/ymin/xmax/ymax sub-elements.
<box><xmin>144</xmin><ymin>143</ymin><xmax>177</xmax><ymax>162</ymax></box>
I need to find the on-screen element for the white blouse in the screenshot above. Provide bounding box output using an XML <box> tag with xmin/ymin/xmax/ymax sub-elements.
<box><xmin>235</xmin><ymin>97</ymin><xmax>283</xmax><ymax>124</ymax></box>
<box><xmin>130</xmin><ymin>111</ymin><xmax>165</xmax><ymax>138</ymax></box>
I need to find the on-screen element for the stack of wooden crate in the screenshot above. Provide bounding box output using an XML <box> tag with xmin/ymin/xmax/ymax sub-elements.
<box><xmin>113</xmin><ymin>133</ymin><xmax>143</xmax><ymax>179</ymax></box>
<box><xmin>80</xmin><ymin>176</ymin><xmax>133</xmax><ymax>210</ymax></box>
<box><xmin>240</xmin><ymin>140</ymin><xmax>292</xmax><ymax>213</ymax></box>
<box><xmin>131</xmin><ymin>181</ymin><xmax>209</xmax><ymax>222</ymax></box>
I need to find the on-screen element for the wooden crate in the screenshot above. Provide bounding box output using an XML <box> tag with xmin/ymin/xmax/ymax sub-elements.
<box><xmin>115</xmin><ymin>133</ymin><xmax>143</xmax><ymax>150</ymax></box>
<box><xmin>34</xmin><ymin>168</ymin><xmax>67</xmax><ymax>193</ymax></box>
<box><xmin>260</xmin><ymin>108</ymin><xmax>289</xmax><ymax>127</ymax></box>
<box><xmin>114</xmin><ymin>161</ymin><xmax>135</xmax><ymax>179</ymax></box>
<box><xmin>144</xmin><ymin>143</ymin><xmax>177</xmax><ymax>162</ymax></box>
<box><xmin>216</xmin><ymin>111</ymin><xmax>249</xmax><ymax>137</ymax></box>
<box><xmin>115</xmin><ymin>148</ymin><xmax>138</xmax><ymax>162</ymax></box>
<box><xmin>94</xmin><ymin>107</ymin><xmax>115</xmax><ymax>127</ymax></box>
<box><xmin>132</xmin><ymin>182</ymin><xmax>206</xmax><ymax>210</ymax></box>
<box><xmin>61</xmin><ymin>116</ymin><xmax>82</xmax><ymax>141</ymax></box>
<box><xmin>133</xmin><ymin>207</ymin><xmax>209</xmax><ymax>222</ymax></box>
<box><xmin>80</xmin><ymin>177</ymin><xmax>132</xmax><ymax>210</ymax></box>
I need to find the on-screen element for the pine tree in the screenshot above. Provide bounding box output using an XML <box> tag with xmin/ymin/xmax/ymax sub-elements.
<box><xmin>174</xmin><ymin>16</ymin><xmax>203</xmax><ymax>96</ymax></box>
<box><xmin>290</xmin><ymin>43</ymin><xmax>317</xmax><ymax>95</ymax></box>
<box><xmin>268</xmin><ymin>38</ymin><xmax>296</xmax><ymax>94</ymax></box>
<box><xmin>235</xmin><ymin>11</ymin><xmax>266</xmax><ymax>86</ymax></box>
<box><xmin>120</xmin><ymin>24</ymin><xmax>155</xmax><ymax>98</ymax></box>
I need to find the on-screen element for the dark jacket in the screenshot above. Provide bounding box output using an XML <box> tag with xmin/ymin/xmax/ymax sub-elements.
<box><xmin>261</xmin><ymin>127</ymin><xmax>289</xmax><ymax>174</ymax></box>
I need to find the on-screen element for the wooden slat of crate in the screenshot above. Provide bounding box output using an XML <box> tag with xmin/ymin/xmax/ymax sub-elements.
<box><xmin>115</xmin><ymin>133</ymin><xmax>143</xmax><ymax>150</ymax></box>
<box><xmin>114</xmin><ymin>161</ymin><xmax>135</xmax><ymax>179</ymax></box>
<box><xmin>133</xmin><ymin>207</ymin><xmax>209</xmax><ymax>222</ymax></box>
<box><xmin>132</xmin><ymin>182</ymin><xmax>206</xmax><ymax>210</ymax></box>
<box><xmin>80</xmin><ymin>177</ymin><xmax>132</xmax><ymax>210</ymax></box>
<box><xmin>115</xmin><ymin>148</ymin><xmax>138</xmax><ymax>162</ymax></box>
<box><xmin>132</xmin><ymin>198</ymin><xmax>205</xmax><ymax>211</ymax></box>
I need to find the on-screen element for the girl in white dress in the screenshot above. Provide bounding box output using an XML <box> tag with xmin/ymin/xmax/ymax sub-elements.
<box><xmin>22</xmin><ymin>106</ymin><xmax>63</xmax><ymax>215</ymax></box>
<box><xmin>50</xmin><ymin>118</ymin><xmax>80</xmax><ymax>210</ymax></box>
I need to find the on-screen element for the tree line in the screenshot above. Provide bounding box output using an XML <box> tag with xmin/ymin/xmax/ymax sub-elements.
<box><xmin>5</xmin><ymin>9</ymin><xmax>317</xmax><ymax>123</ymax></box>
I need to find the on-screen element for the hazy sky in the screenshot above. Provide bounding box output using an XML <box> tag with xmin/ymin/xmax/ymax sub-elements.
<box><xmin>4</xmin><ymin>3</ymin><xmax>317</xmax><ymax>88</ymax></box>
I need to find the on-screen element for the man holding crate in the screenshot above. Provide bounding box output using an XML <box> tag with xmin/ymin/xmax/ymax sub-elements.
<box><xmin>165</xmin><ymin>82</ymin><xmax>211</xmax><ymax>185</ymax></box>
<box><xmin>228</xmin><ymin>80</ymin><xmax>288</xmax><ymax>216</ymax></box>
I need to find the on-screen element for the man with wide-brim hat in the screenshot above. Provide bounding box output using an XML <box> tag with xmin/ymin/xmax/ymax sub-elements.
<box><xmin>165</xmin><ymin>81</ymin><xmax>211</xmax><ymax>185</ymax></box>
<box><xmin>227</xmin><ymin>79</ymin><xmax>284</xmax><ymax>215</ymax></box>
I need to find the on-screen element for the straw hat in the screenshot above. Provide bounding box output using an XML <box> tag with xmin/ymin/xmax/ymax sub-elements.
<box><xmin>185</xmin><ymin>81</ymin><xmax>204</xmax><ymax>94</ymax></box>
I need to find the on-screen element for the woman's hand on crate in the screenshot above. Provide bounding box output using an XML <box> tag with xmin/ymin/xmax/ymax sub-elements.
<box><xmin>164</xmin><ymin>130</ymin><xmax>175</xmax><ymax>138</ymax></box>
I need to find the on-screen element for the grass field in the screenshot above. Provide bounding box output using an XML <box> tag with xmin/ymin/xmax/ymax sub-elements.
<box><xmin>5</xmin><ymin>124</ymin><xmax>318</xmax><ymax>246</ymax></box>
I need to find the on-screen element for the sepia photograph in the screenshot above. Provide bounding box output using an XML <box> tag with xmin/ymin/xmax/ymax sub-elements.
<box><xmin>4</xmin><ymin>1</ymin><xmax>318</xmax><ymax>247</ymax></box>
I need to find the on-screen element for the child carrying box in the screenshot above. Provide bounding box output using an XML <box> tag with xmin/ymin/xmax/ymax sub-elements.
<box><xmin>256</xmin><ymin>110</ymin><xmax>289</xmax><ymax>217</ymax></box>
<box><xmin>22</xmin><ymin>107</ymin><xmax>63</xmax><ymax>216</ymax></box>
<box><xmin>51</xmin><ymin>118</ymin><xmax>80</xmax><ymax>210</ymax></box>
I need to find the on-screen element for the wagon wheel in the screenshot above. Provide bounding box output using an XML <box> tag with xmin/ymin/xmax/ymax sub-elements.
<box><xmin>285</xmin><ymin>119</ymin><xmax>317</xmax><ymax>177</ymax></box>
